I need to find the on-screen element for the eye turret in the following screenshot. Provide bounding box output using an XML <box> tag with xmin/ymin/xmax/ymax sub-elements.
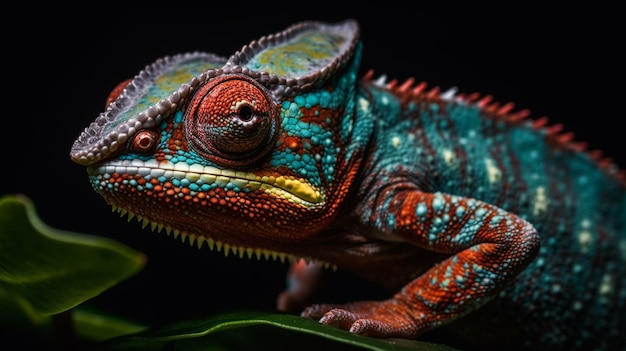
<box><xmin>184</xmin><ymin>75</ymin><xmax>280</xmax><ymax>168</ymax></box>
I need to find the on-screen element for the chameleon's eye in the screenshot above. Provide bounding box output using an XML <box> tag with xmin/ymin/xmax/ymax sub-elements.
<box><xmin>128</xmin><ymin>129</ymin><xmax>159</xmax><ymax>154</ymax></box>
<box><xmin>184</xmin><ymin>75</ymin><xmax>280</xmax><ymax>168</ymax></box>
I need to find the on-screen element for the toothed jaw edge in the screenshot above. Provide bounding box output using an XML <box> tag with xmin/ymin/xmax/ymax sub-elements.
<box><xmin>111</xmin><ymin>205</ymin><xmax>337</xmax><ymax>270</ymax></box>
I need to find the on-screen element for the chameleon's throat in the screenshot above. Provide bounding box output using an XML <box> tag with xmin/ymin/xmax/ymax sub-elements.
<box><xmin>110</xmin><ymin>203</ymin><xmax>337</xmax><ymax>270</ymax></box>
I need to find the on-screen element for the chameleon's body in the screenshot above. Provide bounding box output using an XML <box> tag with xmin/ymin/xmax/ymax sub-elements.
<box><xmin>70</xmin><ymin>20</ymin><xmax>625</xmax><ymax>350</ymax></box>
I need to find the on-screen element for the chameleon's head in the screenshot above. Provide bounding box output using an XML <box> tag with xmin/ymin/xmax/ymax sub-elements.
<box><xmin>70</xmin><ymin>20</ymin><xmax>365</xmax><ymax>259</ymax></box>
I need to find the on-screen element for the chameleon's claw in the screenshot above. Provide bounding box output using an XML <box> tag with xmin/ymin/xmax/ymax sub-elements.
<box><xmin>302</xmin><ymin>302</ymin><xmax>420</xmax><ymax>339</ymax></box>
<box><xmin>300</xmin><ymin>303</ymin><xmax>341</xmax><ymax>319</ymax></box>
<box><xmin>319</xmin><ymin>308</ymin><xmax>361</xmax><ymax>330</ymax></box>
<box><xmin>349</xmin><ymin>318</ymin><xmax>396</xmax><ymax>338</ymax></box>
<box><xmin>276</xmin><ymin>291</ymin><xmax>297</xmax><ymax>313</ymax></box>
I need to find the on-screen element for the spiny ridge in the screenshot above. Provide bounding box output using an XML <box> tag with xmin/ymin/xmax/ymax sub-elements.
<box><xmin>112</xmin><ymin>206</ymin><xmax>337</xmax><ymax>270</ymax></box>
<box><xmin>363</xmin><ymin>70</ymin><xmax>626</xmax><ymax>185</ymax></box>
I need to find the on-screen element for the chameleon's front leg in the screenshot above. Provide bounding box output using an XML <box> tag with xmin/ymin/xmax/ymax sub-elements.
<box><xmin>277</xmin><ymin>259</ymin><xmax>325</xmax><ymax>313</ymax></box>
<box><xmin>303</xmin><ymin>190</ymin><xmax>540</xmax><ymax>339</ymax></box>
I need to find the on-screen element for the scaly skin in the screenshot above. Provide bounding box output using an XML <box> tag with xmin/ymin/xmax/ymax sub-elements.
<box><xmin>70</xmin><ymin>20</ymin><xmax>625</xmax><ymax>350</ymax></box>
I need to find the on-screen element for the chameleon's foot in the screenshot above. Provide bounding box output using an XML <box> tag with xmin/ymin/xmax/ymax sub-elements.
<box><xmin>301</xmin><ymin>300</ymin><xmax>420</xmax><ymax>339</ymax></box>
<box><xmin>277</xmin><ymin>259</ymin><xmax>324</xmax><ymax>313</ymax></box>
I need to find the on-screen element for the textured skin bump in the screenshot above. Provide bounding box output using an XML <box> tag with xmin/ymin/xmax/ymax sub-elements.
<box><xmin>71</xmin><ymin>20</ymin><xmax>625</xmax><ymax>351</ymax></box>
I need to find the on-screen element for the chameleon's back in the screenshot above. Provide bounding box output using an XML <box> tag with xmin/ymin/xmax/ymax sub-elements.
<box><xmin>359</xmin><ymin>77</ymin><xmax>626</xmax><ymax>349</ymax></box>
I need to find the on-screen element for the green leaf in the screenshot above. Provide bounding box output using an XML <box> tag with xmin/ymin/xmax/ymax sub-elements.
<box><xmin>73</xmin><ymin>306</ymin><xmax>147</xmax><ymax>342</ymax></box>
<box><xmin>100</xmin><ymin>310</ymin><xmax>459</xmax><ymax>351</ymax></box>
<box><xmin>0</xmin><ymin>194</ymin><xmax>146</xmax><ymax>324</ymax></box>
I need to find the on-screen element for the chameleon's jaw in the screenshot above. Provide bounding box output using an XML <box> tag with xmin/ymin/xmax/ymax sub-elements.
<box><xmin>110</xmin><ymin>203</ymin><xmax>336</xmax><ymax>269</ymax></box>
<box><xmin>86</xmin><ymin>159</ymin><xmax>334</xmax><ymax>263</ymax></box>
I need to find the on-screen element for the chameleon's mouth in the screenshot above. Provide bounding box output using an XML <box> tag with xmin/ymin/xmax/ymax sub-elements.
<box><xmin>86</xmin><ymin>159</ymin><xmax>333</xmax><ymax>268</ymax></box>
<box><xmin>87</xmin><ymin>159</ymin><xmax>324</xmax><ymax>205</ymax></box>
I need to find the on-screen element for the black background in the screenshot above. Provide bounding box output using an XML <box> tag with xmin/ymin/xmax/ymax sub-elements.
<box><xmin>4</xmin><ymin>6</ymin><xmax>623</xmax><ymax>348</ymax></box>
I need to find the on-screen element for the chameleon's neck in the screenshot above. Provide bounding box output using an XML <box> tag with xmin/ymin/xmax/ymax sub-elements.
<box><xmin>307</xmin><ymin>42</ymin><xmax>376</xmax><ymax>220</ymax></box>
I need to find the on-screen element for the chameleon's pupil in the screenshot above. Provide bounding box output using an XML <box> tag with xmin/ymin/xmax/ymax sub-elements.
<box><xmin>238</xmin><ymin>105</ymin><xmax>253</xmax><ymax>121</ymax></box>
<box><xmin>138</xmin><ymin>136</ymin><xmax>151</xmax><ymax>148</ymax></box>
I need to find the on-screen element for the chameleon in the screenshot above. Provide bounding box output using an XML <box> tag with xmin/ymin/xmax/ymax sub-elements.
<box><xmin>69</xmin><ymin>19</ymin><xmax>625</xmax><ymax>350</ymax></box>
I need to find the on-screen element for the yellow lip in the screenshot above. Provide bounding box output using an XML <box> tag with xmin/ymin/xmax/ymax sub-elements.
<box><xmin>267</xmin><ymin>175</ymin><xmax>323</xmax><ymax>204</ymax></box>
<box><xmin>91</xmin><ymin>160</ymin><xmax>324</xmax><ymax>205</ymax></box>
